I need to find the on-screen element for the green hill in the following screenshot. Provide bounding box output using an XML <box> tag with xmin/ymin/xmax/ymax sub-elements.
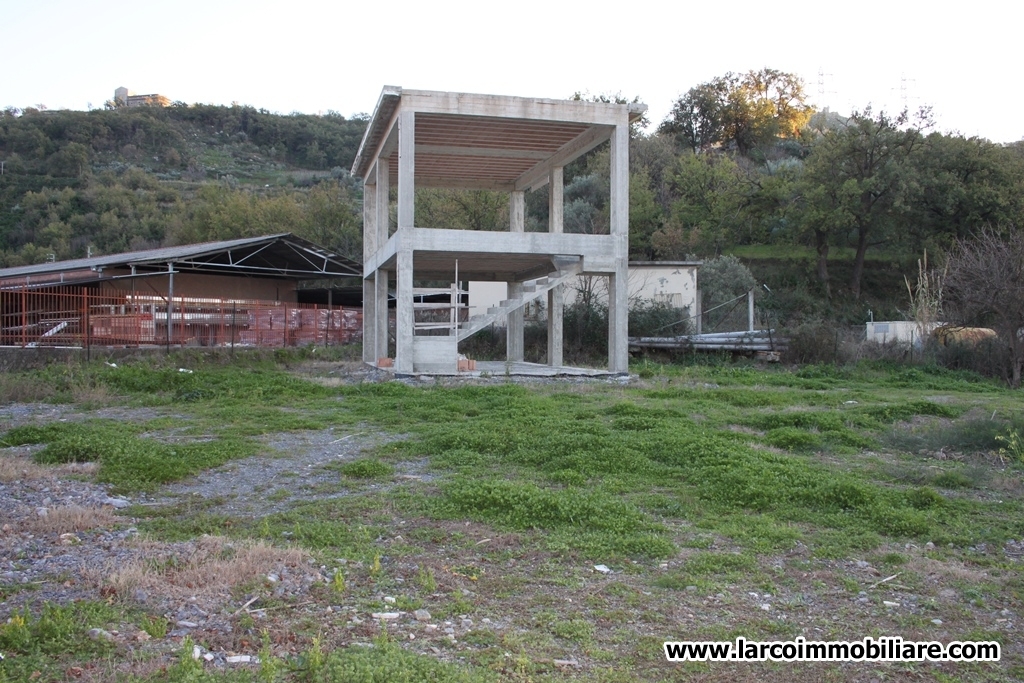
<box><xmin>0</xmin><ymin>104</ymin><xmax>368</xmax><ymax>265</ymax></box>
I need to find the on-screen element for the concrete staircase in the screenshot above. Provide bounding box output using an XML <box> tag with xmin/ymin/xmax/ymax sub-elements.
<box><xmin>457</xmin><ymin>257</ymin><xmax>582</xmax><ymax>342</ymax></box>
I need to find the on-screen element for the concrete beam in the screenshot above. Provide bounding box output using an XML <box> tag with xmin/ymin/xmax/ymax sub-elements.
<box><xmin>363</xmin><ymin>228</ymin><xmax>398</xmax><ymax>278</ymax></box>
<box><xmin>363</xmin><ymin>109</ymin><xmax>400</xmax><ymax>180</ymax></box>
<box><xmin>413</xmin><ymin>178</ymin><xmax>516</xmax><ymax>191</ymax></box>
<box><xmin>404</xmin><ymin>228</ymin><xmax>616</xmax><ymax>264</ymax></box>
<box><xmin>515</xmin><ymin>125</ymin><xmax>611</xmax><ymax>192</ymax></box>
<box><xmin>416</xmin><ymin>145</ymin><xmax>549</xmax><ymax>161</ymax></box>
<box><xmin>400</xmin><ymin>90</ymin><xmax>635</xmax><ymax>126</ymax></box>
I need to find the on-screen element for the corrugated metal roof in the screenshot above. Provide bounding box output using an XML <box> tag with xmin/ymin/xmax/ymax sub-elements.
<box><xmin>0</xmin><ymin>234</ymin><xmax>362</xmax><ymax>281</ymax></box>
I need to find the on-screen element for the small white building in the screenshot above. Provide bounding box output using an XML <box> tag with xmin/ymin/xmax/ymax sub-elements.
<box><xmin>469</xmin><ymin>261</ymin><xmax>700</xmax><ymax>321</ymax></box>
<box><xmin>865</xmin><ymin>320</ymin><xmax>940</xmax><ymax>347</ymax></box>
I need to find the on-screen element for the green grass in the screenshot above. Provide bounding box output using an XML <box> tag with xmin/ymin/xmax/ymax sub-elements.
<box><xmin>4</xmin><ymin>352</ymin><xmax>1024</xmax><ymax>680</ymax></box>
<box><xmin>336</xmin><ymin>458</ymin><xmax>396</xmax><ymax>479</ymax></box>
<box><xmin>1</xmin><ymin>419</ymin><xmax>256</xmax><ymax>492</ymax></box>
<box><xmin>0</xmin><ymin>601</ymin><xmax>128</xmax><ymax>681</ymax></box>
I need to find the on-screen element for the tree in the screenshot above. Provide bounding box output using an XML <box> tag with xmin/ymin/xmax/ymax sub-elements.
<box><xmin>904</xmin><ymin>134</ymin><xmax>1023</xmax><ymax>251</ymax></box>
<box><xmin>652</xmin><ymin>153</ymin><xmax>751</xmax><ymax>257</ymax></box>
<box><xmin>659</xmin><ymin>69</ymin><xmax>813</xmax><ymax>156</ymax></box>
<box><xmin>943</xmin><ymin>227</ymin><xmax>1024</xmax><ymax>388</ymax></box>
<box><xmin>799</xmin><ymin>108</ymin><xmax>927</xmax><ymax>298</ymax></box>
<box><xmin>698</xmin><ymin>255</ymin><xmax>757</xmax><ymax>332</ymax></box>
<box><xmin>628</xmin><ymin>170</ymin><xmax>663</xmax><ymax>259</ymax></box>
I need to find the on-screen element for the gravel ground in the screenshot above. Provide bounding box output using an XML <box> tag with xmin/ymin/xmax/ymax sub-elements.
<box><xmin>0</xmin><ymin>407</ymin><xmax>404</xmax><ymax>627</ymax></box>
<box><xmin>144</xmin><ymin>428</ymin><xmax>413</xmax><ymax>517</ymax></box>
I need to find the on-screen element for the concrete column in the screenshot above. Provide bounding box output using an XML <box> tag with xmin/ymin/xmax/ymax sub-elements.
<box><xmin>608</xmin><ymin>267</ymin><xmax>628</xmax><ymax>373</ymax></box>
<box><xmin>396</xmin><ymin>249</ymin><xmax>413</xmax><ymax>373</ymax></box>
<box><xmin>375</xmin><ymin>162</ymin><xmax>389</xmax><ymax>245</ymax></box>
<box><xmin>608</xmin><ymin>124</ymin><xmax>629</xmax><ymax>373</ymax></box>
<box><xmin>362</xmin><ymin>275</ymin><xmax>376</xmax><ymax>363</ymax></box>
<box><xmin>363</xmin><ymin>180</ymin><xmax>377</xmax><ymax>263</ymax></box>
<box><xmin>507</xmin><ymin>190</ymin><xmax>525</xmax><ymax>362</ymax></box>
<box><xmin>362</xmin><ymin>180</ymin><xmax>377</xmax><ymax>363</ymax></box>
<box><xmin>395</xmin><ymin>109</ymin><xmax>415</xmax><ymax>373</ymax></box>
<box><xmin>397</xmin><ymin>110</ymin><xmax>415</xmax><ymax>229</ymax></box>
<box><xmin>510</xmin><ymin>190</ymin><xmax>525</xmax><ymax>233</ymax></box>
<box><xmin>547</xmin><ymin>167</ymin><xmax>564</xmax><ymax>367</ymax></box>
<box><xmin>375</xmin><ymin>270</ymin><xmax>389</xmax><ymax>360</ymax></box>
<box><xmin>549</xmin><ymin>167</ymin><xmax>563</xmax><ymax>234</ymax></box>
<box><xmin>547</xmin><ymin>286</ymin><xmax>563</xmax><ymax>367</ymax></box>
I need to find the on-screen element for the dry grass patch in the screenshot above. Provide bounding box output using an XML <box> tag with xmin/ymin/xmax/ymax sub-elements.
<box><xmin>0</xmin><ymin>453</ymin><xmax>98</xmax><ymax>482</ymax></box>
<box><xmin>31</xmin><ymin>504</ymin><xmax>118</xmax><ymax>533</ymax></box>
<box><xmin>97</xmin><ymin>535</ymin><xmax>309</xmax><ymax>602</ymax></box>
<box><xmin>908</xmin><ymin>554</ymin><xmax>991</xmax><ymax>588</ymax></box>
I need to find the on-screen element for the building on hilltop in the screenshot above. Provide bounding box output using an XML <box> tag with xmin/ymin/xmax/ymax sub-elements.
<box><xmin>115</xmin><ymin>86</ymin><xmax>170</xmax><ymax>108</ymax></box>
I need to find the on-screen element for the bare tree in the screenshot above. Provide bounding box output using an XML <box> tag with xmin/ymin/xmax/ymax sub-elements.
<box><xmin>943</xmin><ymin>227</ymin><xmax>1024</xmax><ymax>387</ymax></box>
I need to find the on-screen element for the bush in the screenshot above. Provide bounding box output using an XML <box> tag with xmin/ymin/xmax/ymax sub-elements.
<box><xmin>784</xmin><ymin>321</ymin><xmax>835</xmax><ymax>364</ymax></box>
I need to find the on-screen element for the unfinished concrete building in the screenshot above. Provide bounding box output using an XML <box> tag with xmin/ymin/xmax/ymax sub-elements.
<box><xmin>351</xmin><ymin>87</ymin><xmax>645</xmax><ymax>375</ymax></box>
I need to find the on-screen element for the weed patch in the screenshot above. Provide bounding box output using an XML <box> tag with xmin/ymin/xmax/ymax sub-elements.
<box><xmin>337</xmin><ymin>458</ymin><xmax>395</xmax><ymax>479</ymax></box>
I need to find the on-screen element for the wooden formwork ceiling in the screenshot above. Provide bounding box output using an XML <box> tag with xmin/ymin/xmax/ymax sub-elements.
<box><xmin>387</xmin><ymin>114</ymin><xmax>591</xmax><ymax>190</ymax></box>
<box><xmin>351</xmin><ymin>87</ymin><xmax>647</xmax><ymax>192</ymax></box>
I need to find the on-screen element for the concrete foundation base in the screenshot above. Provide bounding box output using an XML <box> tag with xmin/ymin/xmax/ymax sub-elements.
<box><xmin>371</xmin><ymin>359</ymin><xmax>625</xmax><ymax>379</ymax></box>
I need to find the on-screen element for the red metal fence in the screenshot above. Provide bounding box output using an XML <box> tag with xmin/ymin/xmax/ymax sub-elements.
<box><xmin>0</xmin><ymin>284</ymin><xmax>361</xmax><ymax>349</ymax></box>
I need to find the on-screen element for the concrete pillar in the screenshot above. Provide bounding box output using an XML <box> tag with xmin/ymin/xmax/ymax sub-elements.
<box><xmin>362</xmin><ymin>275</ymin><xmax>376</xmax><ymax>363</ymax></box>
<box><xmin>397</xmin><ymin>110</ymin><xmax>415</xmax><ymax>230</ymax></box>
<box><xmin>396</xmin><ymin>250</ymin><xmax>413</xmax><ymax>373</ymax></box>
<box><xmin>608</xmin><ymin>268</ymin><xmax>628</xmax><ymax>373</ymax></box>
<box><xmin>507</xmin><ymin>190</ymin><xmax>525</xmax><ymax>362</ymax></box>
<box><xmin>362</xmin><ymin>180</ymin><xmax>377</xmax><ymax>363</ymax></box>
<box><xmin>375</xmin><ymin>270</ymin><xmax>389</xmax><ymax>359</ymax></box>
<box><xmin>547</xmin><ymin>167</ymin><xmax>564</xmax><ymax>367</ymax></box>
<box><xmin>395</xmin><ymin>109</ymin><xmax>415</xmax><ymax>373</ymax></box>
<box><xmin>375</xmin><ymin>162</ymin><xmax>389</xmax><ymax>244</ymax></box>
<box><xmin>547</xmin><ymin>286</ymin><xmax>563</xmax><ymax>367</ymax></box>
<box><xmin>608</xmin><ymin>124</ymin><xmax>629</xmax><ymax>373</ymax></box>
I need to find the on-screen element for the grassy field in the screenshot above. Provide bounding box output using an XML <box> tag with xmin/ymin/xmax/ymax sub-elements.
<box><xmin>1</xmin><ymin>352</ymin><xmax>1023</xmax><ymax>681</ymax></box>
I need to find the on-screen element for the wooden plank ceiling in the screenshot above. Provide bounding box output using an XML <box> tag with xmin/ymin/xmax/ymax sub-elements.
<box><xmin>387</xmin><ymin>114</ymin><xmax>591</xmax><ymax>189</ymax></box>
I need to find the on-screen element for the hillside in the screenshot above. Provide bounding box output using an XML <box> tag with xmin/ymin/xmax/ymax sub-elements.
<box><xmin>0</xmin><ymin>104</ymin><xmax>368</xmax><ymax>265</ymax></box>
